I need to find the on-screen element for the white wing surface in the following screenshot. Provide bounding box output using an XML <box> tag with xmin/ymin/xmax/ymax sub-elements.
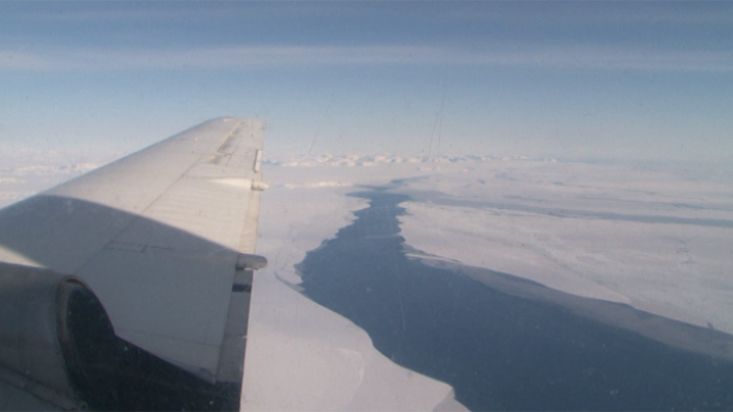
<box><xmin>0</xmin><ymin>117</ymin><xmax>266</xmax><ymax>409</ymax></box>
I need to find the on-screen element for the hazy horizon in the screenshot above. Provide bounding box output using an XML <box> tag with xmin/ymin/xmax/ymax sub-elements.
<box><xmin>2</xmin><ymin>1</ymin><xmax>732</xmax><ymax>161</ymax></box>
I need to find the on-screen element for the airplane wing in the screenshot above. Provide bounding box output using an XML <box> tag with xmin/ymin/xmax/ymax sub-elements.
<box><xmin>0</xmin><ymin>117</ymin><xmax>267</xmax><ymax>410</ymax></box>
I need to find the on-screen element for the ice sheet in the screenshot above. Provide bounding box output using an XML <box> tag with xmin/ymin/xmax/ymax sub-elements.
<box><xmin>397</xmin><ymin>158</ymin><xmax>733</xmax><ymax>335</ymax></box>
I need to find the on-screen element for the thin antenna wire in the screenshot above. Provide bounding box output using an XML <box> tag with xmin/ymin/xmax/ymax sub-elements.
<box><xmin>307</xmin><ymin>131</ymin><xmax>318</xmax><ymax>156</ymax></box>
<box><xmin>435</xmin><ymin>90</ymin><xmax>446</xmax><ymax>159</ymax></box>
<box><xmin>428</xmin><ymin>90</ymin><xmax>447</xmax><ymax>162</ymax></box>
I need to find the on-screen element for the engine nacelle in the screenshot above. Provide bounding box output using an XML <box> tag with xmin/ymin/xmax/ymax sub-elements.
<box><xmin>0</xmin><ymin>261</ymin><xmax>241</xmax><ymax>410</ymax></box>
<box><xmin>0</xmin><ymin>262</ymin><xmax>118</xmax><ymax>408</ymax></box>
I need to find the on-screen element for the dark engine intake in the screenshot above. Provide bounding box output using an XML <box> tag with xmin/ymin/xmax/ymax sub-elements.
<box><xmin>0</xmin><ymin>262</ymin><xmax>240</xmax><ymax>410</ymax></box>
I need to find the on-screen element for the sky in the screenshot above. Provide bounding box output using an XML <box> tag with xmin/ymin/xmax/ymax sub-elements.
<box><xmin>1</xmin><ymin>1</ymin><xmax>732</xmax><ymax>161</ymax></box>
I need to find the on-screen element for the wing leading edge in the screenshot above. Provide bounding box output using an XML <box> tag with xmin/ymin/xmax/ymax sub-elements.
<box><xmin>0</xmin><ymin>117</ymin><xmax>267</xmax><ymax>409</ymax></box>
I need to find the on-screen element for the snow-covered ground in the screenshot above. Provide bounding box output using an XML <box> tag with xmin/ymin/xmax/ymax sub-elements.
<box><xmin>396</xmin><ymin>158</ymin><xmax>733</xmax><ymax>336</ymax></box>
<box><xmin>0</xmin><ymin>149</ymin><xmax>118</xmax><ymax>208</ymax></box>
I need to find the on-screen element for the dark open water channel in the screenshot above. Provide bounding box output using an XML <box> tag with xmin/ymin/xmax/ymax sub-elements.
<box><xmin>297</xmin><ymin>189</ymin><xmax>733</xmax><ymax>411</ymax></box>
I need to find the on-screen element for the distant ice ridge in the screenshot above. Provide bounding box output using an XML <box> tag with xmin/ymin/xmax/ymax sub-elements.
<box><xmin>263</xmin><ymin>151</ymin><xmax>545</xmax><ymax>168</ymax></box>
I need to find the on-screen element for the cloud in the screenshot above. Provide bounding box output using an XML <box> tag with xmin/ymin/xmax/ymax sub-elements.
<box><xmin>1</xmin><ymin>45</ymin><xmax>731</xmax><ymax>72</ymax></box>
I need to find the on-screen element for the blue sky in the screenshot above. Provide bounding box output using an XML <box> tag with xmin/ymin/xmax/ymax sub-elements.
<box><xmin>1</xmin><ymin>1</ymin><xmax>732</xmax><ymax>161</ymax></box>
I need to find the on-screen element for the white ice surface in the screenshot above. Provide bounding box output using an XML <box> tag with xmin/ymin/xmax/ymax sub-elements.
<box><xmin>397</xmin><ymin>158</ymin><xmax>733</xmax><ymax>335</ymax></box>
<box><xmin>0</xmin><ymin>149</ymin><xmax>117</xmax><ymax>209</ymax></box>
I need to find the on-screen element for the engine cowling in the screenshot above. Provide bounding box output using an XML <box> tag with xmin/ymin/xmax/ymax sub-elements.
<box><xmin>0</xmin><ymin>262</ymin><xmax>115</xmax><ymax>408</ymax></box>
<box><xmin>0</xmin><ymin>261</ymin><xmax>241</xmax><ymax>410</ymax></box>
